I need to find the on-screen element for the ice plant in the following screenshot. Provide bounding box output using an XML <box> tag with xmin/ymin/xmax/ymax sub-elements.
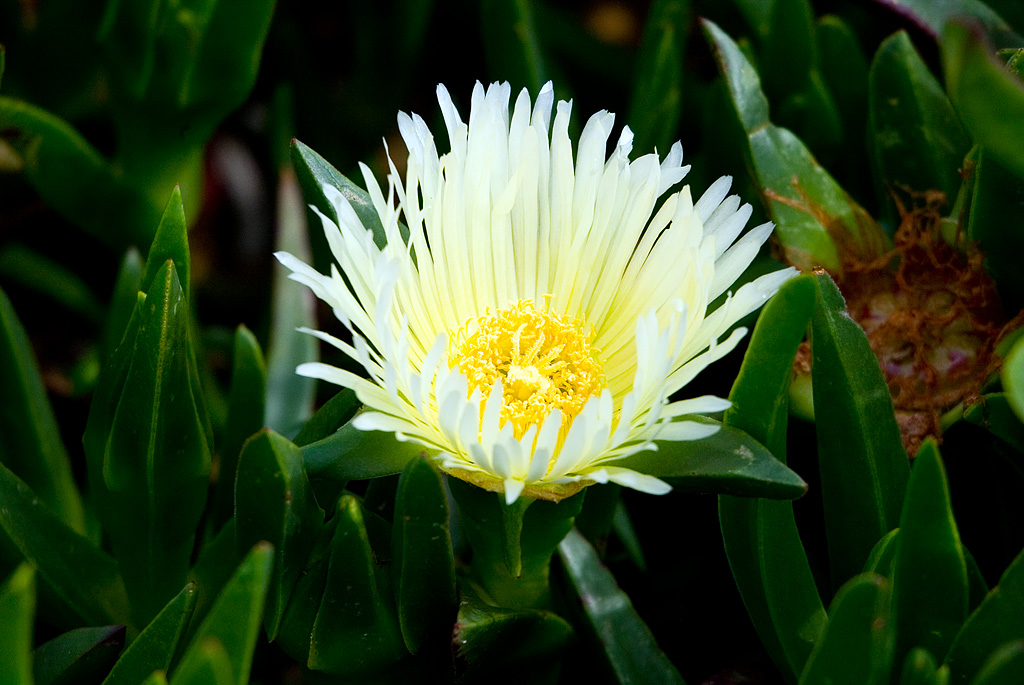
<box><xmin>278</xmin><ymin>82</ymin><xmax>796</xmax><ymax>504</ymax></box>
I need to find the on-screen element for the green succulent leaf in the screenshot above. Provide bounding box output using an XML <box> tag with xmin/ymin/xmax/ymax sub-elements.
<box><xmin>703</xmin><ymin>20</ymin><xmax>886</xmax><ymax>271</ymax></box>
<box><xmin>1003</xmin><ymin>338</ymin><xmax>1024</xmax><ymax>423</ymax></box>
<box><xmin>234</xmin><ymin>430</ymin><xmax>322</xmax><ymax>641</ymax></box>
<box><xmin>943</xmin><ymin>22</ymin><xmax>1024</xmax><ymax>182</ymax></box>
<box><xmin>480</xmin><ymin>0</ymin><xmax>548</xmax><ymax>94</ymax></box>
<box><xmin>301</xmin><ymin>420</ymin><xmax>426</xmax><ymax>481</ymax></box>
<box><xmin>99</xmin><ymin>0</ymin><xmax>275</xmax><ymax>123</ymax></box>
<box><xmin>141</xmin><ymin>187</ymin><xmax>190</xmax><ymax>301</ymax></box>
<box><xmin>811</xmin><ymin>272</ymin><xmax>910</xmax><ymax>586</ymax></box>
<box><xmin>0</xmin><ymin>96</ymin><xmax>149</xmax><ymax>248</ymax></box>
<box><xmin>265</xmin><ymin>168</ymin><xmax>318</xmax><ymax>436</ymax></box>
<box><xmin>169</xmin><ymin>638</ymin><xmax>233</xmax><ymax>685</ymax></box>
<box><xmin>799</xmin><ymin>573</ymin><xmax>895</xmax><ymax>685</ymax></box>
<box><xmin>877</xmin><ymin>0</ymin><xmax>1022</xmax><ymax>48</ymax></box>
<box><xmin>963</xmin><ymin>393</ymin><xmax>1024</xmax><ymax>455</ymax></box>
<box><xmin>0</xmin><ymin>245</ymin><xmax>104</xmax><ymax>325</ymax></box>
<box><xmin>186</xmin><ymin>519</ymin><xmax>241</xmax><ymax>637</ymax></box>
<box><xmin>102</xmin><ymin>583</ymin><xmax>197</xmax><ymax>685</ymax></box>
<box><xmin>94</xmin><ymin>261</ymin><xmax>211</xmax><ymax>625</ymax></box>
<box><xmin>140</xmin><ymin>671</ymin><xmax>168</xmax><ymax>685</ymax></box>
<box><xmin>817</xmin><ymin>14</ymin><xmax>870</xmax><ymax>145</ymax></box>
<box><xmin>892</xmin><ymin>439</ymin><xmax>968</xmax><ymax>664</ymax></box>
<box><xmin>628</xmin><ymin>0</ymin><xmax>687</xmax><ymax>156</ymax></box>
<box><xmin>449</xmin><ymin>477</ymin><xmax>584</xmax><ymax>609</ymax></box>
<box><xmin>719</xmin><ymin>274</ymin><xmax>825</xmax><ymax>679</ymax></box>
<box><xmin>308</xmin><ymin>495</ymin><xmax>407</xmax><ymax>675</ymax></box>
<box><xmin>103</xmin><ymin>249</ymin><xmax>144</xmax><ymax>363</ymax></box>
<box><xmin>945</xmin><ymin>546</ymin><xmax>1024</xmax><ymax>683</ymax></box>
<box><xmin>623</xmin><ymin>417</ymin><xmax>807</xmax><ymax>499</ymax></box>
<box><xmin>969</xmin><ymin>641</ymin><xmax>1024</xmax><ymax>685</ymax></box>
<box><xmin>293</xmin><ymin>389</ymin><xmax>360</xmax><ymax>447</ymax></box>
<box><xmin>290</xmin><ymin>140</ymin><xmax>388</xmax><ymax>248</ymax></box>
<box><xmin>172</xmin><ymin>544</ymin><xmax>273</xmax><ymax>685</ymax></box>
<box><xmin>214</xmin><ymin>326</ymin><xmax>266</xmax><ymax>529</ymax></box>
<box><xmin>863</xmin><ymin>528</ymin><xmax>901</xmax><ymax>579</ymax></box>
<box><xmin>965</xmin><ymin>147</ymin><xmax>1024</xmax><ymax>310</ymax></box>
<box><xmin>869</xmin><ymin>31</ymin><xmax>971</xmax><ymax>205</ymax></box>
<box><xmin>899</xmin><ymin>647</ymin><xmax>945</xmax><ymax>685</ymax></box>
<box><xmin>0</xmin><ymin>564</ymin><xmax>35</xmax><ymax>685</ymax></box>
<box><xmin>33</xmin><ymin>625</ymin><xmax>125</xmax><ymax>685</ymax></box>
<box><xmin>0</xmin><ymin>286</ymin><xmax>85</xmax><ymax>534</ymax></box>
<box><xmin>0</xmin><ymin>464</ymin><xmax>130</xmax><ymax>627</ymax></box>
<box><xmin>452</xmin><ymin>582</ymin><xmax>573</xmax><ymax>683</ymax></box>
<box><xmin>558</xmin><ymin>528</ymin><xmax>685</xmax><ymax>684</ymax></box>
<box><xmin>273</xmin><ymin>550</ymin><xmax>329</xmax><ymax>666</ymax></box>
<box><xmin>391</xmin><ymin>456</ymin><xmax>457</xmax><ymax>654</ymax></box>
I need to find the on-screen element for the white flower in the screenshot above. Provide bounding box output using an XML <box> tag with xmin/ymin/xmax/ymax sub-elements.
<box><xmin>277</xmin><ymin>82</ymin><xmax>796</xmax><ymax>504</ymax></box>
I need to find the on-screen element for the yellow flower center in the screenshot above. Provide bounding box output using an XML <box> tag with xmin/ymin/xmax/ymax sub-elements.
<box><xmin>451</xmin><ymin>300</ymin><xmax>604</xmax><ymax>438</ymax></box>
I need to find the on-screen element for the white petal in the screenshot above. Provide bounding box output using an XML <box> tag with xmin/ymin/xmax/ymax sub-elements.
<box><xmin>602</xmin><ymin>467</ymin><xmax>673</xmax><ymax>495</ymax></box>
<box><xmin>504</xmin><ymin>478</ymin><xmax>526</xmax><ymax>504</ymax></box>
<box><xmin>657</xmin><ymin>420</ymin><xmax>721</xmax><ymax>441</ymax></box>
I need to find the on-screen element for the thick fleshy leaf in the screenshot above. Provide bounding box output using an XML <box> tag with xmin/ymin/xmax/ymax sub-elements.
<box><xmin>480</xmin><ymin>0</ymin><xmax>548</xmax><ymax>94</ymax></box>
<box><xmin>943</xmin><ymin>22</ymin><xmax>1024</xmax><ymax>182</ymax></box>
<box><xmin>449</xmin><ymin>478</ymin><xmax>584</xmax><ymax>609</ymax></box>
<box><xmin>274</xmin><ymin>548</ymin><xmax>329</xmax><ymax>666</ymax></box>
<box><xmin>99</xmin><ymin>0</ymin><xmax>274</xmax><ymax>121</ymax></box>
<box><xmin>33</xmin><ymin>625</ymin><xmax>125</xmax><ymax>685</ymax></box>
<box><xmin>172</xmin><ymin>544</ymin><xmax>272</xmax><ymax>685</ymax></box>
<box><xmin>900</xmin><ymin>648</ymin><xmax>945</xmax><ymax>685</ymax></box>
<box><xmin>214</xmin><ymin>326</ymin><xmax>266</xmax><ymax>529</ymax></box>
<box><xmin>965</xmin><ymin>147</ymin><xmax>1024</xmax><ymax>310</ymax></box>
<box><xmin>290</xmin><ymin>140</ymin><xmax>387</xmax><ymax>248</ymax></box>
<box><xmin>0</xmin><ymin>96</ymin><xmax>149</xmax><ymax>247</ymax></box>
<box><xmin>168</xmin><ymin>638</ymin><xmax>233</xmax><ymax>685</ymax></box>
<box><xmin>300</xmin><ymin>420</ymin><xmax>426</xmax><ymax>481</ymax></box>
<box><xmin>0</xmin><ymin>464</ymin><xmax>130</xmax><ymax>627</ymax></box>
<box><xmin>761</xmin><ymin>0</ymin><xmax>817</xmax><ymax>98</ymax></box>
<box><xmin>391</xmin><ymin>456</ymin><xmax>456</xmax><ymax>654</ymax></box>
<box><xmin>0</xmin><ymin>564</ymin><xmax>35</xmax><ymax>685</ymax></box>
<box><xmin>703</xmin><ymin>20</ymin><xmax>886</xmax><ymax>271</ymax></box>
<box><xmin>102</xmin><ymin>583</ymin><xmax>197</xmax><ymax>685</ymax></box>
<box><xmin>969</xmin><ymin>641</ymin><xmax>1024</xmax><ymax>685</ymax></box>
<box><xmin>141</xmin><ymin>187</ymin><xmax>190</xmax><ymax>301</ymax></box>
<box><xmin>817</xmin><ymin>15</ymin><xmax>870</xmax><ymax>156</ymax></box>
<box><xmin>1004</xmin><ymin>338</ymin><xmax>1024</xmax><ymax>422</ymax></box>
<box><xmin>0</xmin><ymin>244</ymin><xmax>103</xmax><ymax>324</ymax></box>
<box><xmin>0</xmin><ymin>286</ymin><xmax>85</xmax><ymax>534</ymax></box>
<box><xmin>873</xmin><ymin>0</ymin><xmax>1022</xmax><ymax>48</ymax></box>
<box><xmin>628</xmin><ymin>0</ymin><xmax>687</xmax><ymax>156</ymax></box>
<box><xmin>812</xmin><ymin>272</ymin><xmax>910</xmax><ymax>586</ymax></box>
<box><xmin>945</xmin><ymin>547</ymin><xmax>1024</xmax><ymax>683</ymax></box>
<box><xmin>452</xmin><ymin>582</ymin><xmax>572</xmax><ymax>683</ymax></box>
<box><xmin>308</xmin><ymin>495</ymin><xmax>407</xmax><ymax>675</ymax></box>
<box><xmin>558</xmin><ymin>528</ymin><xmax>684</xmax><ymax>684</ymax></box>
<box><xmin>97</xmin><ymin>261</ymin><xmax>211</xmax><ymax>625</ymax></box>
<box><xmin>963</xmin><ymin>393</ymin><xmax>1024</xmax><ymax>457</ymax></box>
<box><xmin>720</xmin><ymin>274</ymin><xmax>824</xmax><ymax>679</ymax></box>
<box><xmin>265</xmin><ymin>168</ymin><xmax>318</xmax><ymax>437</ymax></box>
<box><xmin>863</xmin><ymin>529</ymin><xmax>901</xmax><ymax>579</ymax></box>
<box><xmin>186</xmin><ymin>520</ymin><xmax>241</xmax><ymax>637</ymax></box>
<box><xmin>293</xmin><ymin>388</ymin><xmax>360</xmax><ymax>447</ymax></box>
<box><xmin>234</xmin><ymin>430</ymin><xmax>322</xmax><ymax>641</ymax></box>
<box><xmin>798</xmin><ymin>574</ymin><xmax>895</xmax><ymax>685</ymax></box>
<box><xmin>869</xmin><ymin>31</ymin><xmax>971</xmax><ymax>204</ymax></box>
<box><xmin>103</xmin><ymin>249</ymin><xmax>144</xmax><ymax>363</ymax></box>
<box><xmin>893</xmin><ymin>440</ymin><xmax>968</xmax><ymax>663</ymax></box>
<box><xmin>623</xmin><ymin>417</ymin><xmax>807</xmax><ymax>499</ymax></box>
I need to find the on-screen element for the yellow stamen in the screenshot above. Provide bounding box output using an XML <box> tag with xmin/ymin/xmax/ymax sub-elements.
<box><xmin>451</xmin><ymin>299</ymin><xmax>604</xmax><ymax>439</ymax></box>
